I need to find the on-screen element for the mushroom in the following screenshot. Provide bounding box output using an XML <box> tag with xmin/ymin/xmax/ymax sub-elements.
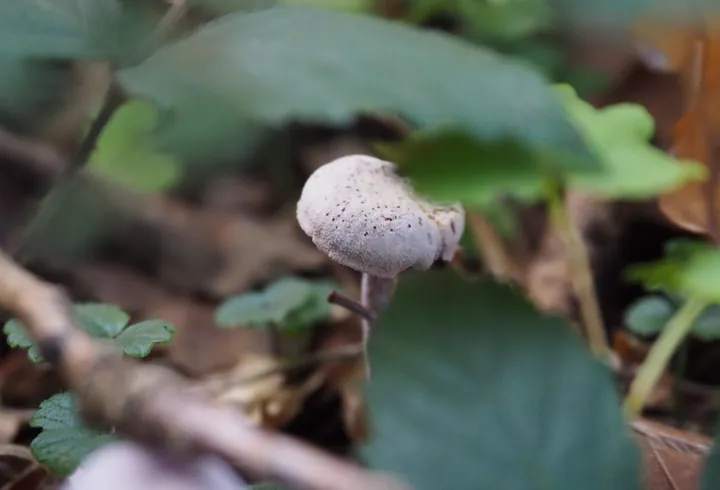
<box><xmin>296</xmin><ymin>154</ymin><xmax>465</xmax><ymax>373</ymax></box>
<box><xmin>64</xmin><ymin>442</ymin><xmax>248</xmax><ymax>490</ymax></box>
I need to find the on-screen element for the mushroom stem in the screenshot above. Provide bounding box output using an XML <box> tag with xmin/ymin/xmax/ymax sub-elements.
<box><xmin>360</xmin><ymin>274</ymin><xmax>398</xmax><ymax>377</ymax></box>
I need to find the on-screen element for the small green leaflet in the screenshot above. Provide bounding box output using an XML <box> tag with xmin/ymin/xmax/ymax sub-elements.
<box><xmin>626</xmin><ymin>295</ymin><xmax>720</xmax><ymax>341</ymax></box>
<box><xmin>29</xmin><ymin>392</ymin><xmax>118</xmax><ymax>477</ymax></box>
<box><xmin>215</xmin><ymin>277</ymin><xmax>337</xmax><ymax>331</ymax></box>
<box><xmin>3</xmin><ymin>303</ymin><xmax>175</xmax><ymax>363</ymax></box>
<box><xmin>626</xmin><ymin>240</ymin><xmax>720</xmax><ymax>303</ymax></box>
<box><xmin>90</xmin><ymin>100</ymin><xmax>181</xmax><ymax>193</ymax></box>
<box><xmin>387</xmin><ymin>85</ymin><xmax>704</xmax><ymax>209</ymax></box>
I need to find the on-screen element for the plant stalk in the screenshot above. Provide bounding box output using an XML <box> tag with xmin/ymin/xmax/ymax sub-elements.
<box><xmin>467</xmin><ymin>211</ymin><xmax>520</xmax><ymax>282</ymax></box>
<box><xmin>623</xmin><ymin>298</ymin><xmax>707</xmax><ymax>418</ymax></box>
<box><xmin>13</xmin><ymin>84</ymin><xmax>126</xmax><ymax>263</ymax></box>
<box><xmin>547</xmin><ymin>182</ymin><xmax>612</xmax><ymax>362</ymax></box>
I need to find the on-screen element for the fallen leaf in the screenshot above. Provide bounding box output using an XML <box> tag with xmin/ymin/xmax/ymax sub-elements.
<box><xmin>634</xmin><ymin>21</ymin><xmax>720</xmax><ymax>235</ymax></box>
<box><xmin>632</xmin><ymin>418</ymin><xmax>711</xmax><ymax>490</ymax></box>
<box><xmin>0</xmin><ymin>445</ymin><xmax>52</xmax><ymax>490</ymax></box>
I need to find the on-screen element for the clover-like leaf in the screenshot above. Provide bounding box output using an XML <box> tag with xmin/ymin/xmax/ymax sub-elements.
<box><xmin>4</xmin><ymin>318</ymin><xmax>43</xmax><ymax>363</ymax></box>
<box><xmin>215</xmin><ymin>277</ymin><xmax>336</xmax><ymax>331</ymax></box>
<box><xmin>627</xmin><ymin>295</ymin><xmax>720</xmax><ymax>341</ymax></box>
<box><xmin>384</xmin><ymin>85</ymin><xmax>699</xmax><ymax>209</ymax></box>
<box><xmin>114</xmin><ymin>320</ymin><xmax>175</xmax><ymax>358</ymax></box>
<box><xmin>118</xmin><ymin>6</ymin><xmax>598</xmax><ymax>173</ymax></box>
<box><xmin>74</xmin><ymin>303</ymin><xmax>130</xmax><ymax>339</ymax></box>
<box><xmin>556</xmin><ymin>85</ymin><xmax>706</xmax><ymax>198</ymax></box>
<box><xmin>625</xmin><ymin>295</ymin><xmax>675</xmax><ymax>337</ymax></box>
<box><xmin>3</xmin><ymin>303</ymin><xmax>175</xmax><ymax>362</ymax></box>
<box><xmin>626</xmin><ymin>239</ymin><xmax>720</xmax><ymax>303</ymax></box>
<box><xmin>90</xmin><ymin>101</ymin><xmax>181</xmax><ymax>193</ymax></box>
<box><xmin>364</xmin><ymin>270</ymin><xmax>640</xmax><ymax>490</ymax></box>
<box><xmin>29</xmin><ymin>393</ymin><xmax>118</xmax><ymax>477</ymax></box>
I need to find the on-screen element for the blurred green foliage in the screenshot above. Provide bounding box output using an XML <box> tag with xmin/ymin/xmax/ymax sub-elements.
<box><xmin>29</xmin><ymin>392</ymin><xmax>119</xmax><ymax>477</ymax></box>
<box><xmin>3</xmin><ymin>1</ymin><xmax>720</xmax><ymax>487</ymax></box>
<box><xmin>215</xmin><ymin>277</ymin><xmax>338</xmax><ymax>331</ymax></box>
<box><xmin>364</xmin><ymin>270</ymin><xmax>641</xmax><ymax>490</ymax></box>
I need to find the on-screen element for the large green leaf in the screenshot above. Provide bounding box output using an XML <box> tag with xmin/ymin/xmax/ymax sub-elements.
<box><xmin>0</xmin><ymin>0</ymin><xmax>162</xmax><ymax>64</ymax></box>
<box><xmin>191</xmin><ymin>0</ymin><xmax>370</xmax><ymax>15</ymax></box>
<box><xmin>702</xmin><ymin>422</ymin><xmax>720</xmax><ymax>490</ymax></box>
<box><xmin>118</xmin><ymin>7</ymin><xmax>598</xmax><ymax>172</ymax></box>
<box><xmin>363</xmin><ymin>270</ymin><xmax>640</xmax><ymax>490</ymax></box>
<box><xmin>550</xmin><ymin>0</ymin><xmax>720</xmax><ymax>32</ymax></box>
<box><xmin>29</xmin><ymin>392</ymin><xmax>118</xmax><ymax>477</ymax></box>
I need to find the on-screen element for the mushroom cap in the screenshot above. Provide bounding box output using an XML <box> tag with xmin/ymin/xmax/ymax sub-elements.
<box><xmin>296</xmin><ymin>154</ymin><xmax>465</xmax><ymax>278</ymax></box>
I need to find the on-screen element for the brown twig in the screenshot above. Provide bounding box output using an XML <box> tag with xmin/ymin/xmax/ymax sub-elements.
<box><xmin>327</xmin><ymin>291</ymin><xmax>376</xmax><ymax>323</ymax></box>
<box><xmin>0</xmin><ymin>249</ymin><xmax>409</xmax><ymax>490</ymax></box>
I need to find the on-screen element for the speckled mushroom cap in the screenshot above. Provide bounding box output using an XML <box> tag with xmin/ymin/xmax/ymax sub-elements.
<box><xmin>296</xmin><ymin>155</ymin><xmax>465</xmax><ymax>278</ymax></box>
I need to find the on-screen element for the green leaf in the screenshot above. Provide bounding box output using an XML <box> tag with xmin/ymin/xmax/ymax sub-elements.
<box><xmin>556</xmin><ymin>85</ymin><xmax>705</xmax><ymax>198</ymax></box>
<box><xmin>702</xmin><ymin>422</ymin><xmax>720</xmax><ymax>490</ymax></box>
<box><xmin>4</xmin><ymin>303</ymin><xmax>175</xmax><ymax>362</ymax></box>
<box><xmin>627</xmin><ymin>240</ymin><xmax>720</xmax><ymax>303</ymax></box>
<box><xmin>363</xmin><ymin>270</ymin><xmax>641</xmax><ymax>490</ymax></box>
<box><xmin>114</xmin><ymin>320</ymin><xmax>175</xmax><ymax>358</ymax></box>
<box><xmin>0</xmin><ymin>1</ymin><xmax>161</xmax><ymax>64</ymax></box>
<box><xmin>118</xmin><ymin>7</ymin><xmax>598</xmax><ymax>172</ymax></box>
<box><xmin>29</xmin><ymin>393</ymin><xmax>118</xmax><ymax>477</ymax></box>
<box><xmin>3</xmin><ymin>319</ymin><xmax>43</xmax><ymax>363</ymax></box>
<box><xmin>215</xmin><ymin>277</ymin><xmax>336</xmax><ymax>331</ymax></box>
<box><xmin>190</xmin><ymin>0</ymin><xmax>369</xmax><ymax>15</ymax></box>
<box><xmin>460</xmin><ymin>0</ymin><xmax>553</xmax><ymax>40</ymax></box>
<box><xmin>625</xmin><ymin>296</ymin><xmax>674</xmax><ymax>337</ymax></box>
<box><xmin>90</xmin><ymin>100</ymin><xmax>181</xmax><ymax>193</ymax></box>
<box><xmin>75</xmin><ymin>303</ymin><xmax>130</xmax><ymax>339</ymax></box>
<box><xmin>549</xmin><ymin>0</ymin><xmax>720</xmax><ymax>33</ymax></box>
<box><xmin>378</xmin><ymin>131</ymin><xmax>547</xmax><ymax>208</ymax></box>
<box><xmin>626</xmin><ymin>297</ymin><xmax>720</xmax><ymax>341</ymax></box>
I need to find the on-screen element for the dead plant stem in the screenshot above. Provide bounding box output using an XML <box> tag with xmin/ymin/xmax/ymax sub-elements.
<box><xmin>547</xmin><ymin>183</ymin><xmax>612</xmax><ymax>362</ymax></box>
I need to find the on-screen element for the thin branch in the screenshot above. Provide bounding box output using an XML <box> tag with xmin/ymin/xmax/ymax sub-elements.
<box><xmin>12</xmin><ymin>84</ymin><xmax>126</xmax><ymax>263</ymax></box>
<box><xmin>0</xmin><ymin>249</ymin><xmax>409</xmax><ymax>490</ymax></box>
<box><xmin>327</xmin><ymin>291</ymin><xmax>376</xmax><ymax>323</ymax></box>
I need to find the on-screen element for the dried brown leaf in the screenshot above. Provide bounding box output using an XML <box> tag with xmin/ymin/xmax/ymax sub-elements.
<box><xmin>634</xmin><ymin>21</ymin><xmax>720</xmax><ymax>236</ymax></box>
<box><xmin>633</xmin><ymin>418</ymin><xmax>711</xmax><ymax>490</ymax></box>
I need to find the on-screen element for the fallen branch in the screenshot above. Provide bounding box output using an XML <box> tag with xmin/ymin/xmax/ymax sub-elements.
<box><xmin>0</xmin><ymin>249</ymin><xmax>409</xmax><ymax>490</ymax></box>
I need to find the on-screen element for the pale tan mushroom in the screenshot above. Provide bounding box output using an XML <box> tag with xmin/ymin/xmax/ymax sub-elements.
<box><xmin>296</xmin><ymin>155</ymin><xmax>465</xmax><ymax>374</ymax></box>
